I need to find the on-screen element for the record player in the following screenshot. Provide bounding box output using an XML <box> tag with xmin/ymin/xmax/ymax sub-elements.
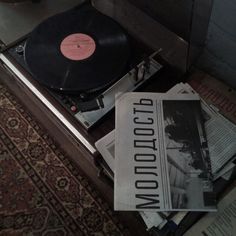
<box><xmin>0</xmin><ymin>0</ymin><xmax>213</xmax><ymax>157</ymax></box>
<box><xmin>5</xmin><ymin>3</ymin><xmax>163</xmax><ymax>131</ymax></box>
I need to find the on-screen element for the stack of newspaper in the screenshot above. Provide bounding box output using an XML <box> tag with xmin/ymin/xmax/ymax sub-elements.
<box><xmin>95</xmin><ymin>83</ymin><xmax>236</xmax><ymax>230</ymax></box>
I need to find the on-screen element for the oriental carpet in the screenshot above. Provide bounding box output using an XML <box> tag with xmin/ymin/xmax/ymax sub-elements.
<box><xmin>0</xmin><ymin>82</ymin><xmax>127</xmax><ymax>235</ymax></box>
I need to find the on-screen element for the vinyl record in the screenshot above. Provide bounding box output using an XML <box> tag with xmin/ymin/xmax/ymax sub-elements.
<box><xmin>24</xmin><ymin>4</ymin><xmax>130</xmax><ymax>93</ymax></box>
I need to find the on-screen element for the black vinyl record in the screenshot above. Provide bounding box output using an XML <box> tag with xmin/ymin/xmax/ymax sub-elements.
<box><xmin>24</xmin><ymin>4</ymin><xmax>130</xmax><ymax>93</ymax></box>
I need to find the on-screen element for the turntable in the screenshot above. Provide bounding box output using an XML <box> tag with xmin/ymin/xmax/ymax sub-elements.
<box><xmin>0</xmin><ymin>0</ymin><xmax>213</xmax><ymax>156</ymax></box>
<box><xmin>5</xmin><ymin>3</ymin><xmax>163</xmax><ymax>132</ymax></box>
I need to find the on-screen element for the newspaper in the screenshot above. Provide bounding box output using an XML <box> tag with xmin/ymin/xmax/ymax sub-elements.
<box><xmin>115</xmin><ymin>92</ymin><xmax>216</xmax><ymax>211</ymax></box>
<box><xmin>96</xmin><ymin>83</ymin><xmax>236</xmax><ymax>179</ymax></box>
<box><xmin>95</xmin><ymin>130</ymin><xmax>115</xmax><ymax>172</ymax></box>
<box><xmin>184</xmin><ymin>182</ymin><xmax>236</xmax><ymax>236</ymax></box>
<box><xmin>170</xmin><ymin>83</ymin><xmax>236</xmax><ymax>176</ymax></box>
<box><xmin>139</xmin><ymin>212</ymin><xmax>167</xmax><ymax>230</ymax></box>
<box><xmin>214</xmin><ymin>160</ymin><xmax>236</xmax><ymax>181</ymax></box>
<box><xmin>95</xmin><ymin>129</ymin><xmax>187</xmax><ymax>229</ymax></box>
<box><xmin>95</xmin><ymin>130</ymin><xmax>168</xmax><ymax>229</ymax></box>
<box><xmin>96</xmin><ymin>82</ymin><xmax>235</xmax><ymax>226</ymax></box>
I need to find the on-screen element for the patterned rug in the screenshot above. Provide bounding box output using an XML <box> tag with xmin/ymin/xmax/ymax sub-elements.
<box><xmin>0</xmin><ymin>82</ymin><xmax>127</xmax><ymax>235</ymax></box>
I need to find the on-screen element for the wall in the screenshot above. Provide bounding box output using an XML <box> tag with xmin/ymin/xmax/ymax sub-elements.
<box><xmin>197</xmin><ymin>0</ymin><xmax>236</xmax><ymax>88</ymax></box>
<box><xmin>127</xmin><ymin>0</ymin><xmax>193</xmax><ymax>41</ymax></box>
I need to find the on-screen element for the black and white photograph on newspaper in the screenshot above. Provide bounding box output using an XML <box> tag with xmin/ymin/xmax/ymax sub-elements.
<box><xmin>163</xmin><ymin>100</ymin><xmax>215</xmax><ymax>210</ymax></box>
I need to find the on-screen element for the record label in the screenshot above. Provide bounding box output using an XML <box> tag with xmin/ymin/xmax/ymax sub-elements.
<box><xmin>60</xmin><ymin>33</ymin><xmax>96</xmax><ymax>61</ymax></box>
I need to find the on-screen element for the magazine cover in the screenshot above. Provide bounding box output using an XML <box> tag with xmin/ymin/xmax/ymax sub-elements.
<box><xmin>114</xmin><ymin>92</ymin><xmax>216</xmax><ymax>211</ymax></box>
